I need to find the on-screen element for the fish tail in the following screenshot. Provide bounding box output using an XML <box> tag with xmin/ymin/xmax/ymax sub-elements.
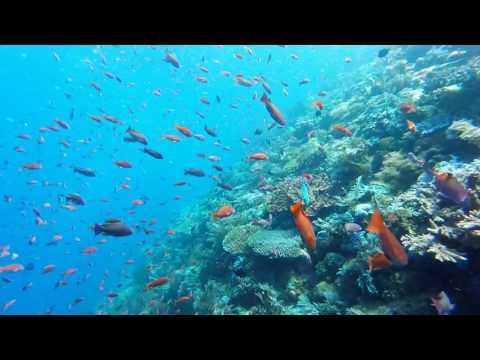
<box><xmin>367</xmin><ymin>209</ymin><xmax>385</xmax><ymax>233</ymax></box>
<box><xmin>93</xmin><ymin>224</ymin><xmax>103</xmax><ymax>236</ymax></box>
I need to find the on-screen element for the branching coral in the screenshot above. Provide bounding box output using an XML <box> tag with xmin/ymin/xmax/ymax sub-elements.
<box><xmin>266</xmin><ymin>174</ymin><xmax>333</xmax><ymax>216</ymax></box>
<box><xmin>400</xmin><ymin>232</ymin><xmax>467</xmax><ymax>263</ymax></box>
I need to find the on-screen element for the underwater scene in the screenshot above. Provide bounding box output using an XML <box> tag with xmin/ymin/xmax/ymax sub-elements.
<box><xmin>1</xmin><ymin>44</ymin><xmax>480</xmax><ymax>315</ymax></box>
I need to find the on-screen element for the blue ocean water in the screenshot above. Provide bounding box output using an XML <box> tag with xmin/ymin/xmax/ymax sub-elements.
<box><xmin>0</xmin><ymin>45</ymin><xmax>387</xmax><ymax>315</ymax></box>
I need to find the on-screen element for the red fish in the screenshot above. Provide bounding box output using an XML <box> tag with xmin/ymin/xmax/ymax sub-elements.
<box><xmin>144</xmin><ymin>276</ymin><xmax>169</xmax><ymax>291</ymax></box>
<box><xmin>175</xmin><ymin>125</ymin><xmax>193</xmax><ymax>137</ymax></box>
<box><xmin>235</xmin><ymin>74</ymin><xmax>253</xmax><ymax>87</ymax></box>
<box><xmin>234</xmin><ymin>53</ymin><xmax>243</xmax><ymax>60</ymax></box>
<box><xmin>431</xmin><ymin>170</ymin><xmax>472</xmax><ymax>206</ymax></box>
<box><xmin>290</xmin><ymin>200</ymin><xmax>316</xmax><ymax>251</ymax></box>
<box><xmin>400</xmin><ymin>103</ymin><xmax>416</xmax><ymax>114</ymax></box>
<box><xmin>367</xmin><ymin>209</ymin><xmax>408</xmax><ymax>269</ymax></box>
<box><xmin>114</xmin><ymin>160</ymin><xmax>132</xmax><ymax>168</ymax></box>
<box><xmin>167</xmin><ymin>229</ymin><xmax>176</xmax><ymax>235</ymax></box>
<box><xmin>260</xmin><ymin>94</ymin><xmax>286</xmax><ymax>125</ymax></box>
<box><xmin>102</xmin><ymin>114</ymin><xmax>123</xmax><ymax>125</ymax></box>
<box><xmin>82</xmin><ymin>246</ymin><xmax>97</xmax><ymax>255</ymax></box>
<box><xmin>22</xmin><ymin>163</ymin><xmax>43</xmax><ymax>170</ymax></box>
<box><xmin>196</xmin><ymin>76</ymin><xmax>208</xmax><ymax>83</ymax></box>
<box><xmin>161</xmin><ymin>134</ymin><xmax>181</xmax><ymax>142</ymax></box>
<box><xmin>54</xmin><ymin>119</ymin><xmax>70</xmax><ymax>130</ymax></box>
<box><xmin>17</xmin><ymin>133</ymin><xmax>31</xmax><ymax>140</ymax></box>
<box><xmin>175</xmin><ymin>181</ymin><xmax>187</xmax><ymax>186</ymax></box>
<box><xmin>0</xmin><ymin>264</ymin><xmax>24</xmax><ymax>273</ymax></box>
<box><xmin>126</xmin><ymin>127</ymin><xmax>148</xmax><ymax>145</ymax></box>
<box><xmin>312</xmin><ymin>100</ymin><xmax>324</xmax><ymax>110</ymax></box>
<box><xmin>248</xmin><ymin>152</ymin><xmax>268</xmax><ymax>161</ymax></box>
<box><xmin>132</xmin><ymin>199</ymin><xmax>145</xmax><ymax>206</ymax></box>
<box><xmin>367</xmin><ymin>252</ymin><xmax>392</xmax><ymax>272</ymax></box>
<box><xmin>212</xmin><ymin>205</ymin><xmax>235</xmax><ymax>219</ymax></box>
<box><xmin>175</xmin><ymin>292</ymin><xmax>193</xmax><ymax>306</ymax></box>
<box><xmin>42</xmin><ymin>264</ymin><xmax>56</xmax><ymax>274</ymax></box>
<box><xmin>200</xmin><ymin>96</ymin><xmax>210</xmax><ymax>105</ymax></box>
<box><xmin>63</xmin><ymin>268</ymin><xmax>78</xmax><ymax>276</ymax></box>
<box><xmin>333</xmin><ymin>125</ymin><xmax>353</xmax><ymax>137</ymax></box>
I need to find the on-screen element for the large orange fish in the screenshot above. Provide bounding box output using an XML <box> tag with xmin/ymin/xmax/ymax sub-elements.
<box><xmin>367</xmin><ymin>209</ymin><xmax>408</xmax><ymax>270</ymax></box>
<box><xmin>212</xmin><ymin>205</ymin><xmax>235</xmax><ymax>219</ymax></box>
<box><xmin>290</xmin><ymin>200</ymin><xmax>316</xmax><ymax>251</ymax></box>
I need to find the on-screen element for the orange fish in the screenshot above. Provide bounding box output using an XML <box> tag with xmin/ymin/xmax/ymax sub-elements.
<box><xmin>312</xmin><ymin>100</ymin><xmax>324</xmax><ymax>110</ymax></box>
<box><xmin>235</xmin><ymin>74</ymin><xmax>253</xmax><ymax>87</ymax></box>
<box><xmin>0</xmin><ymin>264</ymin><xmax>24</xmax><ymax>273</ymax></box>
<box><xmin>22</xmin><ymin>163</ymin><xmax>43</xmax><ymax>170</ymax></box>
<box><xmin>114</xmin><ymin>160</ymin><xmax>132</xmax><ymax>168</ymax></box>
<box><xmin>82</xmin><ymin>246</ymin><xmax>97</xmax><ymax>255</ymax></box>
<box><xmin>144</xmin><ymin>277</ymin><xmax>168</xmax><ymax>291</ymax></box>
<box><xmin>248</xmin><ymin>152</ymin><xmax>268</xmax><ymax>161</ymax></box>
<box><xmin>367</xmin><ymin>252</ymin><xmax>392</xmax><ymax>272</ymax></box>
<box><xmin>367</xmin><ymin>209</ymin><xmax>408</xmax><ymax>269</ymax></box>
<box><xmin>290</xmin><ymin>200</ymin><xmax>316</xmax><ymax>251</ymax></box>
<box><xmin>174</xmin><ymin>292</ymin><xmax>193</xmax><ymax>306</ymax></box>
<box><xmin>212</xmin><ymin>205</ymin><xmax>235</xmax><ymax>219</ymax></box>
<box><xmin>196</xmin><ymin>76</ymin><xmax>208</xmax><ymax>83</ymax></box>
<box><xmin>333</xmin><ymin>125</ymin><xmax>353</xmax><ymax>137</ymax></box>
<box><xmin>175</xmin><ymin>125</ymin><xmax>193</xmax><ymax>137</ymax></box>
<box><xmin>161</xmin><ymin>134</ymin><xmax>181</xmax><ymax>142</ymax></box>
<box><xmin>406</xmin><ymin>120</ymin><xmax>416</xmax><ymax>133</ymax></box>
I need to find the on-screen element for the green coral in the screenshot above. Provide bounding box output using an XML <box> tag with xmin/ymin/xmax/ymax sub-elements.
<box><xmin>222</xmin><ymin>224</ymin><xmax>258</xmax><ymax>255</ymax></box>
<box><xmin>374</xmin><ymin>151</ymin><xmax>422</xmax><ymax>192</ymax></box>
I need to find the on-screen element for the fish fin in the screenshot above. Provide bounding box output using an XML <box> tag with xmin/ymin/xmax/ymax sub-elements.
<box><xmin>367</xmin><ymin>209</ymin><xmax>385</xmax><ymax>233</ymax></box>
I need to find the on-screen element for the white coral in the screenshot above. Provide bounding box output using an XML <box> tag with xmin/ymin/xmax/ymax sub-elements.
<box><xmin>427</xmin><ymin>243</ymin><xmax>467</xmax><ymax>263</ymax></box>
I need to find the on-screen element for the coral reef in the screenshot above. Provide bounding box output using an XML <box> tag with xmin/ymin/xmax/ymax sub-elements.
<box><xmin>110</xmin><ymin>45</ymin><xmax>480</xmax><ymax>316</ymax></box>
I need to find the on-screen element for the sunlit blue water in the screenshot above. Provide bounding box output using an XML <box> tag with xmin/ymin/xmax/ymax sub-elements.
<box><xmin>0</xmin><ymin>45</ymin><xmax>386</xmax><ymax>314</ymax></box>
